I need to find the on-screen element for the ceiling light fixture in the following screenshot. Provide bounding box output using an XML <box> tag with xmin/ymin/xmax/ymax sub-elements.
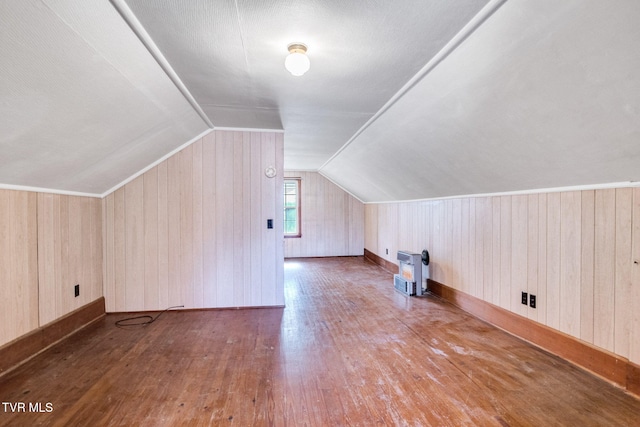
<box><xmin>284</xmin><ymin>43</ymin><xmax>310</xmax><ymax>76</ymax></box>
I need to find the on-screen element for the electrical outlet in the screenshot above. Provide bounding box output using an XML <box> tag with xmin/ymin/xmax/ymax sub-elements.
<box><xmin>529</xmin><ymin>294</ymin><xmax>536</xmax><ymax>308</ymax></box>
<box><xmin>267</xmin><ymin>219</ymin><xmax>273</xmax><ymax>229</ymax></box>
<box><xmin>74</xmin><ymin>284</ymin><xmax>80</xmax><ymax>298</ymax></box>
<box><xmin>386</xmin><ymin>248</ymin><xmax>389</xmax><ymax>255</ymax></box>
<box><xmin>521</xmin><ymin>291</ymin><xmax>528</xmax><ymax>305</ymax></box>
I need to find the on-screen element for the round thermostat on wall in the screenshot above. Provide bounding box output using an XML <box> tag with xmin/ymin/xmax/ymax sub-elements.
<box><xmin>264</xmin><ymin>166</ymin><xmax>277</xmax><ymax>178</ymax></box>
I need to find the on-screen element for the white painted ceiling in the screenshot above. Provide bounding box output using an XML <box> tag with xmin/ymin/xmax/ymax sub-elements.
<box><xmin>2</xmin><ymin>0</ymin><xmax>639</xmax><ymax>201</ymax></box>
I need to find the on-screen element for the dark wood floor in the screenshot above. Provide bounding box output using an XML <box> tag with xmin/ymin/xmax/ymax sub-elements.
<box><xmin>1</xmin><ymin>257</ymin><xmax>639</xmax><ymax>426</ymax></box>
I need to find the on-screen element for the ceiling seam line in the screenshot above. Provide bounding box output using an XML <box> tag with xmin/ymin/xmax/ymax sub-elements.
<box><xmin>317</xmin><ymin>0</ymin><xmax>509</xmax><ymax>172</ymax></box>
<box><xmin>233</xmin><ymin>0</ymin><xmax>251</xmax><ymax>73</ymax></box>
<box><xmin>109</xmin><ymin>0</ymin><xmax>214</xmax><ymax>129</ymax></box>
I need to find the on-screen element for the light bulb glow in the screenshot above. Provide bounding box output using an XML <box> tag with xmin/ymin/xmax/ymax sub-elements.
<box><xmin>284</xmin><ymin>44</ymin><xmax>310</xmax><ymax>76</ymax></box>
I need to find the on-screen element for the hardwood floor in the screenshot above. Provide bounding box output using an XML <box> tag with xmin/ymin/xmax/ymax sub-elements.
<box><xmin>1</xmin><ymin>257</ymin><xmax>639</xmax><ymax>426</ymax></box>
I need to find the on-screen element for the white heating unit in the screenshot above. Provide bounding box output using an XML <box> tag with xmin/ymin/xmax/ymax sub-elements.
<box><xmin>394</xmin><ymin>250</ymin><xmax>423</xmax><ymax>296</ymax></box>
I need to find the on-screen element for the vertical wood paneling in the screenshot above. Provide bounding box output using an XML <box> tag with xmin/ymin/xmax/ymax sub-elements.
<box><xmin>201</xmin><ymin>133</ymin><xmax>217</xmax><ymax>306</ymax></box>
<box><xmin>1</xmin><ymin>190</ymin><xmax>38</xmax><ymax>347</ymax></box>
<box><xmin>38</xmin><ymin>193</ymin><xmax>102</xmax><ymax>325</ymax></box>
<box><xmin>468</xmin><ymin>198</ymin><xmax>477</xmax><ymax>297</ymax></box>
<box><xmin>192</xmin><ymin>139</ymin><xmax>204</xmax><ymax>308</ymax></box>
<box><xmin>38</xmin><ymin>194</ymin><xmax>56</xmax><ymax>325</ymax></box>
<box><xmin>113</xmin><ymin>188</ymin><xmax>126</xmax><ymax>311</ymax></box>
<box><xmin>580</xmin><ymin>191</ymin><xmax>595</xmax><ymax>342</ymax></box>
<box><xmin>398</xmin><ymin>202</ymin><xmax>409</xmax><ymax>253</ymax></box>
<box><xmin>479</xmin><ymin>198</ymin><xmax>492</xmax><ymax>302</ymax></box>
<box><xmin>180</xmin><ymin>145</ymin><xmax>194</xmax><ymax>309</ymax></box>
<box><xmin>103</xmin><ymin>131</ymin><xmax>284</xmax><ymax>312</ymax></box>
<box><xmin>157</xmin><ymin>161</ymin><xmax>170</xmax><ymax>309</ymax></box>
<box><xmin>546</xmin><ymin>193</ymin><xmax>561</xmax><ymax>330</ymax></box>
<box><xmin>409</xmin><ymin>202</ymin><xmax>420</xmax><ymax>253</ymax></box>
<box><xmin>274</xmin><ymin>133</ymin><xmax>285</xmax><ymax>306</ymax></box>
<box><xmin>490</xmin><ymin>197</ymin><xmax>501</xmax><ymax>306</ymax></box>
<box><xmin>260</xmin><ymin>132</ymin><xmax>278</xmax><ymax>306</ymax></box>
<box><xmin>68</xmin><ymin>197</ymin><xmax>83</xmax><ymax>311</ymax></box>
<box><xmin>124</xmin><ymin>177</ymin><xmax>144</xmax><ymax>311</ymax></box>
<box><xmin>560</xmin><ymin>191</ymin><xmax>581</xmax><ymax>337</ymax></box>
<box><xmin>537</xmin><ymin>194</ymin><xmax>548</xmax><ymax>325</ymax></box>
<box><xmin>3</xmin><ymin>189</ymin><xmax>100</xmax><ymax>347</ymax></box>
<box><xmin>232</xmin><ymin>133</ymin><xmax>244</xmax><ymax>305</ymax></box>
<box><xmin>526</xmin><ymin>194</ymin><xmax>539</xmax><ymax>321</ymax></box>
<box><xmin>461</xmin><ymin>199</ymin><xmax>470</xmax><ymax>294</ymax></box>
<box><xmin>259</xmin><ymin>132</ymin><xmax>275</xmax><ymax>305</ymax></box>
<box><xmin>594</xmin><ymin>189</ymin><xmax>616</xmax><ymax>352</ymax></box>
<box><xmin>423</xmin><ymin>201</ymin><xmax>432</xmax><ymax>252</ymax></box>
<box><xmin>144</xmin><ymin>168</ymin><xmax>159</xmax><ymax>309</ymax></box>
<box><xmin>241</xmin><ymin>133</ymin><xmax>252</xmax><ymax>305</ymax></box>
<box><xmin>452</xmin><ymin>199</ymin><xmax>462</xmax><ymax>290</ymax></box>
<box><xmin>216</xmin><ymin>132</ymin><xmax>234</xmax><ymax>307</ymax></box>
<box><xmin>631</xmin><ymin>188</ymin><xmax>640</xmax><ymax>364</ymax></box>
<box><xmin>500</xmin><ymin>196</ymin><xmax>512</xmax><ymax>308</ymax></box>
<box><xmin>444</xmin><ymin>199</ymin><xmax>454</xmax><ymax>288</ymax></box>
<box><xmin>319</xmin><ymin>175</ymin><xmax>329</xmax><ymax>255</ymax></box>
<box><xmin>248</xmin><ymin>132</ymin><xmax>262</xmax><ymax>306</ymax></box>
<box><xmin>90</xmin><ymin>198</ymin><xmax>103</xmax><ymax>302</ymax></box>
<box><xmin>58</xmin><ymin>196</ymin><xmax>70</xmax><ymax>316</ymax></box>
<box><xmin>511</xmin><ymin>195</ymin><xmax>528</xmax><ymax>316</ymax></box>
<box><xmin>26</xmin><ymin>193</ymin><xmax>39</xmax><ymax>330</ymax></box>
<box><xmin>377</xmin><ymin>203</ymin><xmax>399</xmax><ymax>263</ymax></box>
<box><xmin>103</xmin><ymin>193</ymin><xmax>115</xmax><ymax>312</ymax></box>
<box><xmin>431</xmin><ymin>201</ymin><xmax>444</xmax><ymax>283</ymax></box>
<box><xmin>285</xmin><ymin>172</ymin><xmax>363</xmax><ymax>258</ymax></box>
<box><xmin>365</xmin><ymin>204</ymin><xmax>378</xmax><ymax>253</ymax></box>
<box><xmin>0</xmin><ymin>191</ymin><xmax>10</xmax><ymax>345</ymax></box>
<box><xmin>167</xmin><ymin>154</ymin><xmax>182</xmax><ymax>308</ymax></box>
<box><xmin>614</xmin><ymin>188</ymin><xmax>632</xmax><ymax>358</ymax></box>
<box><xmin>349</xmin><ymin>198</ymin><xmax>365</xmax><ymax>255</ymax></box>
<box><xmin>80</xmin><ymin>198</ymin><xmax>91</xmax><ymax>304</ymax></box>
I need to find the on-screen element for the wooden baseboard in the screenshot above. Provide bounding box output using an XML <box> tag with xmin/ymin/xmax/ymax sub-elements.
<box><xmin>0</xmin><ymin>297</ymin><xmax>105</xmax><ymax>376</ymax></box>
<box><xmin>364</xmin><ymin>248</ymin><xmax>397</xmax><ymax>273</ymax></box>
<box><xmin>426</xmin><ymin>279</ymin><xmax>640</xmax><ymax>397</ymax></box>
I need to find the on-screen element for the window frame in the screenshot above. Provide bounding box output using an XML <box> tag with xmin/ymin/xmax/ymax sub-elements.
<box><xmin>284</xmin><ymin>178</ymin><xmax>301</xmax><ymax>238</ymax></box>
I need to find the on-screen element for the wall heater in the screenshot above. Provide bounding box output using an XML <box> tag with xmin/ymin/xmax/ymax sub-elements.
<box><xmin>394</xmin><ymin>250</ymin><xmax>423</xmax><ymax>296</ymax></box>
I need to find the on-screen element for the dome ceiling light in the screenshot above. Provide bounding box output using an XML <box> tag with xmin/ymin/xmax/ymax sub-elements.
<box><xmin>284</xmin><ymin>43</ymin><xmax>310</xmax><ymax>76</ymax></box>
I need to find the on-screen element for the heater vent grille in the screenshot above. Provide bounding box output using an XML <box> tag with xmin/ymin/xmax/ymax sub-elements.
<box><xmin>394</xmin><ymin>274</ymin><xmax>415</xmax><ymax>296</ymax></box>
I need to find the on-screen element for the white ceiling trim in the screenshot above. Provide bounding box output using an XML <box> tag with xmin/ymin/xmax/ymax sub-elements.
<box><xmin>214</xmin><ymin>126</ymin><xmax>285</xmax><ymax>133</ymax></box>
<box><xmin>109</xmin><ymin>0</ymin><xmax>214</xmax><ymax>128</ymax></box>
<box><xmin>318</xmin><ymin>0</ymin><xmax>508</xmax><ymax>172</ymax></box>
<box><xmin>366</xmin><ymin>181</ymin><xmax>640</xmax><ymax>205</ymax></box>
<box><xmin>0</xmin><ymin>184</ymin><xmax>101</xmax><ymax>199</ymax></box>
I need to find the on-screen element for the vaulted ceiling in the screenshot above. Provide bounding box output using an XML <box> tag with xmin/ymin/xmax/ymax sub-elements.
<box><xmin>2</xmin><ymin>0</ymin><xmax>639</xmax><ymax>201</ymax></box>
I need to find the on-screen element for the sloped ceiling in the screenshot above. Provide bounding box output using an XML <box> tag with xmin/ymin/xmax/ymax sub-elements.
<box><xmin>1</xmin><ymin>0</ymin><xmax>639</xmax><ymax>201</ymax></box>
<box><xmin>0</xmin><ymin>0</ymin><xmax>209</xmax><ymax>195</ymax></box>
<box><xmin>321</xmin><ymin>0</ymin><xmax>640</xmax><ymax>201</ymax></box>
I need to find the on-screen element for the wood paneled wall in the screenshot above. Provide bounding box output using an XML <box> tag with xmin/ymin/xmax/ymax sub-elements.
<box><xmin>0</xmin><ymin>189</ymin><xmax>103</xmax><ymax>348</ymax></box>
<box><xmin>102</xmin><ymin>130</ymin><xmax>285</xmax><ymax>312</ymax></box>
<box><xmin>284</xmin><ymin>171</ymin><xmax>364</xmax><ymax>258</ymax></box>
<box><xmin>37</xmin><ymin>194</ymin><xmax>103</xmax><ymax>326</ymax></box>
<box><xmin>365</xmin><ymin>188</ymin><xmax>640</xmax><ymax>365</ymax></box>
<box><xmin>0</xmin><ymin>190</ymin><xmax>38</xmax><ymax>347</ymax></box>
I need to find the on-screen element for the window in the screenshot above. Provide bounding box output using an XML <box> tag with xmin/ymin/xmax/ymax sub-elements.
<box><xmin>284</xmin><ymin>179</ymin><xmax>301</xmax><ymax>238</ymax></box>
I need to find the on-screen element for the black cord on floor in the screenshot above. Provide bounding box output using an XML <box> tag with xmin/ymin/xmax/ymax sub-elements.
<box><xmin>115</xmin><ymin>305</ymin><xmax>184</xmax><ymax>328</ymax></box>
